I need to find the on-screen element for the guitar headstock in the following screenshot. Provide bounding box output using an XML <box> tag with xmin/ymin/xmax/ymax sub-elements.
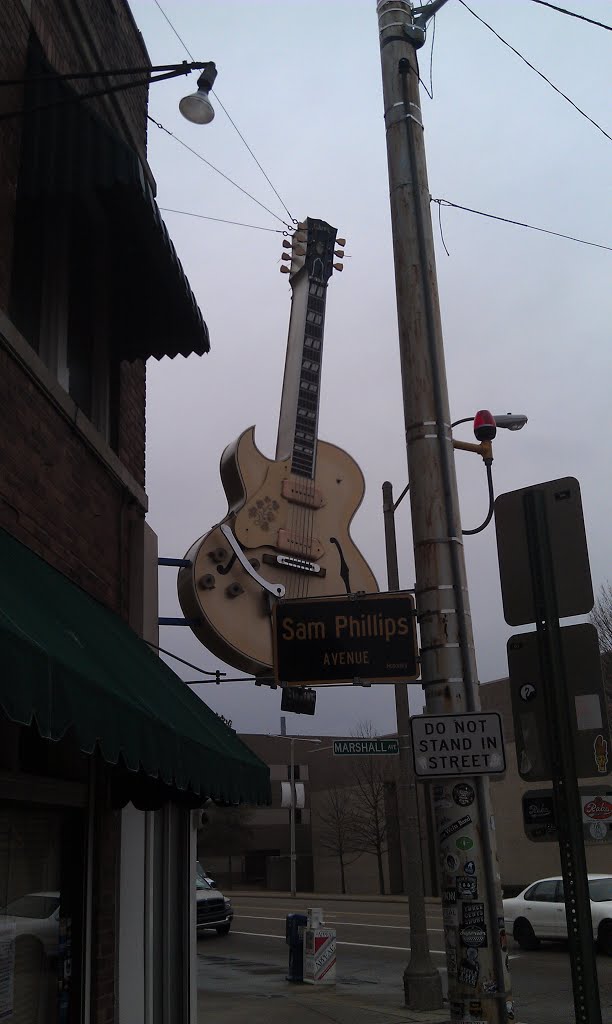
<box><xmin>281</xmin><ymin>218</ymin><xmax>345</xmax><ymax>284</ymax></box>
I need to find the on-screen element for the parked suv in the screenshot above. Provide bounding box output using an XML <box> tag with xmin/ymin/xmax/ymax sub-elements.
<box><xmin>196</xmin><ymin>863</ymin><xmax>233</xmax><ymax>937</ymax></box>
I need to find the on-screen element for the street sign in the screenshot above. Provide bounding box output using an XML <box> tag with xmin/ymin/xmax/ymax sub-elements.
<box><xmin>410</xmin><ymin>712</ymin><xmax>506</xmax><ymax>778</ymax></box>
<box><xmin>508</xmin><ymin>623</ymin><xmax>610</xmax><ymax>782</ymax></box>
<box><xmin>523</xmin><ymin>788</ymin><xmax>612</xmax><ymax>844</ymax></box>
<box><xmin>272</xmin><ymin>591</ymin><xmax>418</xmax><ymax>686</ymax></box>
<box><xmin>494</xmin><ymin>477</ymin><xmax>593</xmax><ymax>626</ymax></box>
<box><xmin>332</xmin><ymin>738</ymin><xmax>399</xmax><ymax>756</ymax></box>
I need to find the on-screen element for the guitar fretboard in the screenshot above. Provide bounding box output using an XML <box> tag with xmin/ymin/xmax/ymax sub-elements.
<box><xmin>290</xmin><ymin>279</ymin><xmax>327</xmax><ymax>479</ymax></box>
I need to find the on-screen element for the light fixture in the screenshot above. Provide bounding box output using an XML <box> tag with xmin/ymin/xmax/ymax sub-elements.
<box><xmin>0</xmin><ymin>61</ymin><xmax>217</xmax><ymax>125</ymax></box>
<box><xmin>493</xmin><ymin>412</ymin><xmax>528</xmax><ymax>431</ymax></box>
<box><xmin>179</xmin><ymin>63</ymin><xmax>217</xmax><ymax>125</ymax></box>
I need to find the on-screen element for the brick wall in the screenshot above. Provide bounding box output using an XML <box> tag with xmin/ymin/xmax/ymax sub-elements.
<box><xmin>118</xmin><ymin>358</ymin><xmax>146</xmax><ymax>488</ymax></box>
<box><xmin>0</xmin><ymin>344</ymin><xmax>135</xmax><ymax>615</ymax></box>
<box><xmin>0</xmin><ymin>1</ymin><xmax>29</xmax><ymax>309</ymax></box>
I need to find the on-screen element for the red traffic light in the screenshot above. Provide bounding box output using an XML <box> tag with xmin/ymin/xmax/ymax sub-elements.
<box><xmin>473</xmin><ymin>410</ymin><xmax>497</xmax><ymax>442</ymax></box>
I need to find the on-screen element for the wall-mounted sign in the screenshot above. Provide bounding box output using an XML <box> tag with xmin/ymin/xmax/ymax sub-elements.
<box><xmin>272</xmin><ymin>591</ymin><xmax>418</xmax><ymax>686</ymax></box>
<box><xmin>411</xmin><ymin>712</ymin><xmax>506</xmax><ymax>778</ymax></box>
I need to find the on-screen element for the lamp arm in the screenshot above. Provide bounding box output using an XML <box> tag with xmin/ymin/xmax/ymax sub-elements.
<box><xmin>0</xmin><ymin>61</ymin><xmax>213</xmax><ymax>123</ymax></box>
<box><xmin>0</xmin><ymin>61</ymin><xmax>207</xmax><ymax>88</ymax></box>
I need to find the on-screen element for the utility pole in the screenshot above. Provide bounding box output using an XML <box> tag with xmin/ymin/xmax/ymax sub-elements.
<box><xmin>377</xmin><ymin>3</ymin><xmax>513</xmax><ymax>1021</ymax></box>
<box><xmin>383</xmin><ymin>481</ymin><xmax>443</xmax><ymax>1010</ymax></box>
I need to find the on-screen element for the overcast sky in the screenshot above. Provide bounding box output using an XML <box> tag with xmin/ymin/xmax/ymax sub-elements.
<box><xmin>128</xmin><ymin>0</ymin><xmax>611</xmax><ymax>738</ymax></box>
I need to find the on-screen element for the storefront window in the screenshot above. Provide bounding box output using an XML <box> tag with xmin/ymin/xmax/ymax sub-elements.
<box><xmin>0</xmin><ymin>806</ymin><xmax>83</xmax><ymax>1023</ymax></box>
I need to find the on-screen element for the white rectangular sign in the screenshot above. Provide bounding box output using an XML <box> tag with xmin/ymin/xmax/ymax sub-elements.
<box><xmin>411</xmin><ymin>712</ymin><xmax>506</xmax><ymax>778</ymax></box>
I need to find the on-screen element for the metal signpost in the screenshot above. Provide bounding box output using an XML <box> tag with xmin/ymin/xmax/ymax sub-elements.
<box><xmin>272</xmin><ymin>591</ymin><xmax>418</xmax><ymax>686</ymax></box>
<box><xmin>495</xmin><ymin>477</ymin><xmax>607</xmax><ymax>1024</ymax></box>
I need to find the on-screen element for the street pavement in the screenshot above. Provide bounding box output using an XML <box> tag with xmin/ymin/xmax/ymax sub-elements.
<box><xmin>196</xmin><ymin>891</ymin><xmax>612</xmax><ymax>1024</ymax></box>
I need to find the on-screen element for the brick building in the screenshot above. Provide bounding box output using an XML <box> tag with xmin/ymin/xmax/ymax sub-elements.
<box><xmin>0</xmin><ymin>2</ymin><xmax>269</xmax><ymax>1022</ymax></box>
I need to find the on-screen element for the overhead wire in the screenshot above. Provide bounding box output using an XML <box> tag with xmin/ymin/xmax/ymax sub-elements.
<box><xmin>431</xmin><ymin>197</ymin><xmax>612</xmax><ymax>251</ymax></box>
<box><xmin>529</xmin><ymin>0</ymin><xmax>612</xmax><ymax>32</ymax></box>
<box><xmin>159</xmin><ymin>207</ymin><xmax>285</xmax><ymax>233</ymax></box>
<box><xmin>148</xmin><ymin>115</ymin><xmax>292</xmax><ymax>229</ymax></box>
<box><xmin>457</xmin><ymin>0</ymin><xmax>612</xmax><ymax>143</ymax></box>
<box><xmin>151</xmin><ymin>0</ymin><xmax>294</xmax><ymax>223</ymax></box>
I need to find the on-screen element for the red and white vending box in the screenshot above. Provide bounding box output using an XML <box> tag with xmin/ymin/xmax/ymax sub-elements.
<box><xmin>303</xmin><ymin>907</ymin><xmax>336</xmax><ymax>985</ymax></box>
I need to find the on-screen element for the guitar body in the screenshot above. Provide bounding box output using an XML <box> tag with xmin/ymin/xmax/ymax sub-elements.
<box><xmin>178</xmin><ymin>426</ymin><xmax>378</xmax><ymax>676</ymax></box>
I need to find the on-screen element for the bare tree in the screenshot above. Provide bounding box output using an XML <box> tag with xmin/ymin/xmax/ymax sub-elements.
<box><xmin>591</xmin><ymin>582</ymin><xmax>612</xmax><ymax>714</ymax></box>
<box><xmin>316</xmin><ymin>784</ymin><xmax>362</xmax><ymax>894</ymax></box>
<box><xmin>349</xmin><ymin>721</ymin><xmax>392</xmax><ymax>895</ymax></box>
<box><xmin>197</xmin><ymin>802</ymin><xmax>253</xmax><ymax>888</ymax></box>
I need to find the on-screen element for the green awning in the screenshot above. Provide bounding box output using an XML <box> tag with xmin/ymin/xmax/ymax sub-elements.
<box><xmin>0</xmin><ymin>528</ymin><xmax>269</xmax><ymax>806</ymax></box>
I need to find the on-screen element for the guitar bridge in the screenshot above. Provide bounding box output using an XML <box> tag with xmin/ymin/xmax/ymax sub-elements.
<box><xmin>262</xmin><ymin>553</ymin><xmax>326</xmax><ymax>577</ymax></box>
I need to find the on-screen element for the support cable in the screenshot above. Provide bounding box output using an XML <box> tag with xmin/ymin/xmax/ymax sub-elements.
<box><xmin>152</xmin><ymin>0</ymin><xmax>294</xmax><ymax>222</ymax></box>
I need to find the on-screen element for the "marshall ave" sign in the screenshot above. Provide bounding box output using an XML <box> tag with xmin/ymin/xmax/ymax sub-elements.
<box><xmin>272</xmin><ymin>592</ymin><xmax>418</xmax><ymax>686</ymax></box>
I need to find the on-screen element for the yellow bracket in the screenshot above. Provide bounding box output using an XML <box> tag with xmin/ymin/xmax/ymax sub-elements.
<box><xmin>452</xmin><ymin>439</ymin><xmax>493</xmax><ymax>463</ymax></box>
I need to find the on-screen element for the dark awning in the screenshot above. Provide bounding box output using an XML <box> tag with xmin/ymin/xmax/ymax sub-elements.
<box><xmin>0</xmin><ymin>528</ymin><xmax>269</xmax><ymax>806</ymax></box>
<box><xmin>16</xmin><ymin>68</ymin><xmax>209</xmax><ymax>362</ymax></box>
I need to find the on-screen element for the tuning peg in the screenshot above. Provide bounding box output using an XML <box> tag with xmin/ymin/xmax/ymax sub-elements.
<box><xmin>333</xmin><ymin>262</ymin><xmax>343</xmax><ymax>272</ymax></box>
<box><xmin>336</xmin><ymin>237</ymin><xmax>346</xmax><ymax>247</ymax></box>
<box><xmin>280</xmin><ymin>266</ymin><xmax>291</xmax><ymax>274</ymax></box>
<box><xmin>334</xmin><ymin>249</ymin><xmax>344</xmax><ymax>258</ymax></box>
<box><xmin>282</xmin><ymin>239</ymin><xmax>292</xmax><ymax>249</ymax></box>
<box><xmin>281</xmin><ymin>252</ymin><xmax>292</xmax><ymax>261</ymax></box>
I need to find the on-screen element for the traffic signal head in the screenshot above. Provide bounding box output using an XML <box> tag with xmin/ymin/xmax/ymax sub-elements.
<box><xmin>281</xmin><ymin>687</ymin><xmax>316</xmax><ymax>716</ymax></box>
<box><xmin>473</xmin><ymin>409</ymin><xmax>497</xmax><ymax>442</ymax></box>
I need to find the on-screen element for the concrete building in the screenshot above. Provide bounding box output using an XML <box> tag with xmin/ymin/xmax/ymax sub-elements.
<box><xmin>0</xmin><ymin>2</ymin><xmax>269</xmax><ymax>1022</ymax></box>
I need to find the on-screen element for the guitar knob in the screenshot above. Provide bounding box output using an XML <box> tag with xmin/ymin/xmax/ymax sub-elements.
<box><xmin>226</xmin><ymin>582</ymin><xmax>244</xmax><ymax>598</ymax></box>
<box><xmin>198</xmin><ymin>574</ymin><xmax>216</xmax><ymax>590</ymax></box>
<box><xmin>209</xmin><ymin>546</ymin><xmax>228</xmax><ymax>564</ymax></box>
<box><xmin>249</xmin><ymin>558</ymin><xmax>261</xmax><ymax>570</ymax></box>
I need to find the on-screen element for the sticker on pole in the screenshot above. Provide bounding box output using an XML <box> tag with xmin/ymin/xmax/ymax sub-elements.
<box><xmin>411</xmin><ymin>713</ymin><xmax>506</xmax><ymax>778</ymax></box>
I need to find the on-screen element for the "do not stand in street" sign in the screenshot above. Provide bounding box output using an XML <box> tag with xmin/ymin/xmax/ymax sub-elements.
<box><xmin>411</xmin><ymin>712</ymin><xmax>506</xmax><ymax>778</ymax></box>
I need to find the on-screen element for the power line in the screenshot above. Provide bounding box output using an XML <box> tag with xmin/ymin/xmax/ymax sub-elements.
<box><xmin>153</xmin><ymin>0</ymin><xmax>196</xmax><ymax>60</ymax></box>
<box><xmin>148</xmin><ymin>116</ymin><xmax>292</xmax><ymax>229</ymax></box>
<box><xmin>151</xmin><ymin>0</ymin><xmax>294</xmax><ymax>224</ymax></box>
<box><xmin>458</xmin><ymin>0</ymin><xmax>612</xmax><ymax>144</ymax></box>
<box><xmin>432</xmin><ymin>197</ymin><xmax>612</xmax><ymax>251</ymax></box>
<box><xmin>159</xmin><ymin>207</ymin><xmax>285</xmax><ymax>233</ymax></box>
<box><xmin>529</xmin><ymin>0</ymin><xmax>612</xmax><ymax>32</ymax></box>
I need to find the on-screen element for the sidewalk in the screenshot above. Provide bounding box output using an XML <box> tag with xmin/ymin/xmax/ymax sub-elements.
<box><xmin>198</xmin><ymin>983</ymin><xmax>451</xmax><ymax>1024</ymax></box>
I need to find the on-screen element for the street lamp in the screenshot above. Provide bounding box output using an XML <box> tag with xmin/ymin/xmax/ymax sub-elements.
<box><xmin>0</xmin><ymin>60</ymin><xmax>218</xmax><ymax>123</ymax></box>
<box><xmin>179</xmin><ymin>64</ymin><xmax>218</xmax><ymax>124</ymax></box>
<box><xmin>276</xmin><ymin>735</ymin><xmax>322</xmax><ymax>897</ymax></box>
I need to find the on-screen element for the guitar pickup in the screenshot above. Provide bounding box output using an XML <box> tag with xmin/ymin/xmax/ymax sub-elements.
<box><xmin>281</xmin><ymin>478</ymin><xmax>325</xmax><ymax>509</ymax></box>
<box><xmin>262</xmin><ymin>553</ymin><xmax>326</xmax><ymax>577</ymax></box>
<box><xmin>276</xmin><ymin>529</ymin><xmax>324</xmax><ymax>561</ymax></box>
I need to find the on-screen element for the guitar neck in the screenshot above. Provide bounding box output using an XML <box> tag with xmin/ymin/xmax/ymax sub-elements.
<box><xmin>275</xmin><ymin>218</ymin><xmax>338</xmax><ymax>478</ymax></box>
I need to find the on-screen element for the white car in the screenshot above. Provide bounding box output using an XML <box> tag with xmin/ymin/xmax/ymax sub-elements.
<box><xmin>503</xmin><ymin>874</ymin><xmax>612</xmax><ymax>954</ymax></box>
<box><xmin>0</xmin><ymin>891</ymin><xmax>60</xmax><ymax>958</ymax></box>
